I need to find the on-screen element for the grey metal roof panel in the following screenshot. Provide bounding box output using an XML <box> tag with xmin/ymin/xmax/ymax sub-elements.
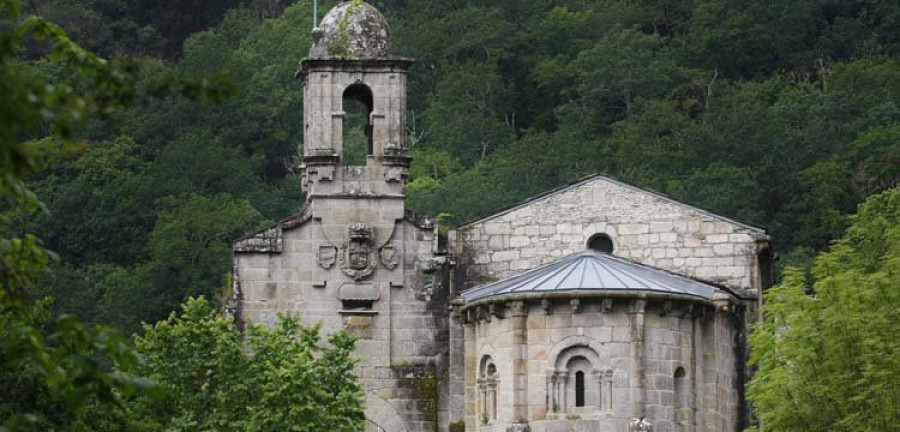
<box><xmin>461</xmin><ymin>250</ymin><xmax>720</xmax><ymax>302</ymax></box>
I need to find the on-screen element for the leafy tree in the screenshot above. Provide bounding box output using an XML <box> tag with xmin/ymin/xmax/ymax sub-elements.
<box><xmin>541</xmin><ymin>27</ymin><xmax>692</xmax><ymax>124</ymax></box>
<box><xmin>13</xmin><ymin>0</ymin><xmax>900</xmax><ymax>363</ymax></box>
<box><xmin>667</xmin><ymin>162</ymin><xmax>766</xmax><ymax>225</ymax></box>
<box><xmin>684</xmin><ymin>0</ymin><xmax>822</xmax><ymax>78</ymax></box>
<box><xmin>0</xmin><ymin>1</ymin><xmax>158</xmax><ymax>428</ymax></box>
<box><xmin>117</xmin><ymin>297</ymin><xmax>365</xmax><ymax>432</ymax></box>
<box><xmin>425</xmin><ymin>61</ymin><xmax>515</xmax><ymax>165</ymax></box>
<box><xmin>34</xmin><ymin>136</ymin><xmax>152</xmax><ymax>266</ymax></box>
<box><xmin>748</xmin><ymin>188</ymin><xmax>900</xmax><ymax>430</ymax></box>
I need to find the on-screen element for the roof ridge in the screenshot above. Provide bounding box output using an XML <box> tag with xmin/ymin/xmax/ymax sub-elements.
<box><xmin>461</xmin><ymin>173</ymin><xmax>767</xmax><ymax>233</ymax></box>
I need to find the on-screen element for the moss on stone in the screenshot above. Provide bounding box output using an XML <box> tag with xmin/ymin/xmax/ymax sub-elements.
<box><xmin>391</xmin><ymin>363</ymin><xmax>440</xmax><ymax>428</ymax></box>
<box><xmin>325</xmin><ymin>1</ymin><xmax>387</xmax><ymax>58</ymax></box>
<box><xmin>328</xmin><ymin>3</ymin><xmax>354</xmax><ymax>56</ymax></box>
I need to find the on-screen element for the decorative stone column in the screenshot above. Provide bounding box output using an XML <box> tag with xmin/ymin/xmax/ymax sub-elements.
<box><xmin>604</xmin><ymin>370</ymin><xmax>614</xmax><ymax>413</ymax></box>
<box><xmin>629</xmin><ymin>299</ymin><xmax>647</xmax><ymax>419</ymax></box>
<box><xmin>594</xmin><ymin>370</ymin><xmax>604</xmax><ymax>412</ymax></box>
<box><xmin>507</xmin><ymin>301</ymin><xmax>530</xmax><ymax>432</ymax></box>
<box><xmin>488</xmin><ymin>379</ymin><xmax>498</xmax><ymax>421</ymax></box>
<box><xmin>463</xmin><ymin>310</ymin><xmax>478</xmax><ymax>431</ymax></box>
<box><xmin>556</xmin><ymin>371</ymin><xmax>568</xmax><ymax>414</ymax></box>
<box><xmin>546</xmin><ymin>371</ymin><xmax>555</xmax><ymax>415</ymax></box>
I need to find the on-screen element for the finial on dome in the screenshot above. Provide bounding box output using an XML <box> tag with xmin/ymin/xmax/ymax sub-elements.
<box><xmin>308</xmin><ymin>0</ymin><xmax>391</xmax><ymax>59</ymax></box>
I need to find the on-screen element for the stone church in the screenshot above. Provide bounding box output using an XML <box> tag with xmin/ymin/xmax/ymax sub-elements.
<box><xmin>230</xmin><ymin>2</ymin><xmax>774</xmax><ymax>431</ymax></box>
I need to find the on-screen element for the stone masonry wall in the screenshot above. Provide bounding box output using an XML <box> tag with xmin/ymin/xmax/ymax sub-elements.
<box><xmin>458</xmin><ymin>176</ymin><xmax>770</xmax><ymax>294</ymax></box>
<box><xmin>234</xmin><ymin>212</ymin><xmax>448</xmax><ymax>432</ymax></box>
<box><xmin>462</xmin><ymin>298</ymin><xmax>740</xmax><ymax>432</ymax></box>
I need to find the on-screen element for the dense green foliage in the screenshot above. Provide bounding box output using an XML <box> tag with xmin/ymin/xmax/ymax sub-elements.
<box><xmin>4</xmin><ymin>0</ymin><xmax>900</xmax><ymax>428</ymax></box>
<box><xmin>748</xmin><ymin>188</ymin><xmax>900</xmax><ymax>430</ymax></box>
<box><xmin>0</xmin><ymin>1</ymin><xmax>157</xmax><ymax>429</ymax></box>
<box><xmin>117</xmin><ymin>297</ymin><xmax>365</xmax><ymax>431</ymax></box>
<box><xmin>1</xmin><ymin>2</ymin><xmax>363</xmax><ymax>429</ymax></box>
<box><xmin>10</xmin><ymin>0</ymin><xmax>899</xmax><ymax>334</ymax></box>
<box><xmin>4</xmin><ymin>0</ymin><xmax>895</xmax><ymax>332</ymax></box>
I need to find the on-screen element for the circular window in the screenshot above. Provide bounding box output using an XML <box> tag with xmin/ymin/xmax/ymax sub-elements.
<box><xmin>587</xmin><ymin>233</ymin><xmax>614</xmax><ymax>253</ymax></box>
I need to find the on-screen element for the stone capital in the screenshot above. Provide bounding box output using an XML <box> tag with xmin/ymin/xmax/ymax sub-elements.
<box><xmin>507</xmin><ymin>301</ymin><xmax>527</xmax><ymax>317</ymax></box>
<box><xmin>506</xmin><ymin>421</ymin><xmax>530</xmax><ymax>432</ymax></box>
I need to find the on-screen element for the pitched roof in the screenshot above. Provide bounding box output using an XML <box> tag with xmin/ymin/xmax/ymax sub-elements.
<box><xmin>461</xmin><ymin>250</ymin><xmax>724</xmax><ymax>303</ymax></box>
<box><xmin>463</xmin><ymin>173</ymin><xmax>767</xmax><ymax>234</ymax></box>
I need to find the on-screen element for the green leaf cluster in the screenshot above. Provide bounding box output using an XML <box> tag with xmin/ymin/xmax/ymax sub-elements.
<box><xmin>0</xmin><ymin>1</ymin><xmax>161</xmax><ymax>429</ymax></box>
<box><xmin>748</xmin><ymin>189</ymin><xmax>900</xmax><ymax>430</ymax></box>
<box><xmin>15</xmin><ymin>0</ymin><xmax>900</xmax><ymax>333</ymax></box>
<box><xmin>117</xmin><ymin>297</ymin><xmax>365</xmax><ymax>432</ymax></box>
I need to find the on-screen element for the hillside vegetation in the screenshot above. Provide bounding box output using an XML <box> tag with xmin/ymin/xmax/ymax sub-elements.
<box><xmin>5</xmin><ymin>0</ymin><xmax>900</xmax><ymax>346</ymax></box>
<box><xmin>4</xmin><ymin>0</ymin><xmax>900</xmax><ymax>429</ymax></box>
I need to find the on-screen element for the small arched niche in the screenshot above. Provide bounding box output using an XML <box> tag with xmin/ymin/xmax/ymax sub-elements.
<box><xmin>587</xmin><ymin>233</ymin><xmax>614</xmax><ymax>254</ymax></box>
<box><xmin>341</xmin><ymin>83</ymin><xmax>373</xmax><ymax>166</ymax></box>
<box><xmin>478</xmin><ymin>355</ymin><xmax>498</xmax><ymax>423</ymax></box>
<box><xmin>549</xmin><ymin>344</ymin><xmax>613</xmax><ymax>415</ymax></box>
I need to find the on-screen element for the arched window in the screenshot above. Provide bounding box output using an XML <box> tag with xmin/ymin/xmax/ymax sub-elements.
<box><xmin>549</xmin><ymin>344</ymin><xmax>614</xmax><ymax>415</ymax></box>
<box><xmin>587</xmin><ymin>233</ymin><xmax>614</xmax><ymax>253</ymax></box>
<box><xmin>564</xmin><ymin>356</ymin><xmax>593</xmax><ymax>410</ymax></box>
<box><xmin>342</xmin><ymin>83</ymin><xmax>373</xmax><ymax>166</ymax></box>
<box><xmin>478</xmin><ymin>355</ymin><xmax>498</xmax><ymax>423</ymax></box>
<box><xmin>575</xmin><ymin>371</ymin><xmax>585</xmax><ymax>407</ymax></box>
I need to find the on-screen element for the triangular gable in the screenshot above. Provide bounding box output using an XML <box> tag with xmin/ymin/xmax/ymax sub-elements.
<box><xmin>463</xmin><ymin>173</ymin><xmax>767</xmax><ymax>234</ymax></box>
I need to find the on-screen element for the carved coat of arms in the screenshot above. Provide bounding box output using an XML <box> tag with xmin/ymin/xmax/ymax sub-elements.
<box><xmin>318</xmin><ymin>245</ymin><xmax>337</xmax><ymax>269</ymax></box>
<box><xmin>340</xmin><ymin>223</ymin><xmax>377</xmax><ymax>280</ymax></box>
<box><xmin>349</xmin><ymin>239</ymin><xmax>369</xmax><ymax>269</ymax></box>
<box><xmin>379</xmin><ymin>244</ymin><xmax>399</xmax><ymax>270</ymax></box>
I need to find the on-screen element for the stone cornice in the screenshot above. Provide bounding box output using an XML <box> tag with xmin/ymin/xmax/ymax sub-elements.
<box><xmin>457</xmin><ymin>290</ymin><xmax>743</xmax><ymax>316</ymax></box>
<box><xmin>297</xmin><ymin>57</ymin><xmax>414</xmax><ymax>82</ymax></box>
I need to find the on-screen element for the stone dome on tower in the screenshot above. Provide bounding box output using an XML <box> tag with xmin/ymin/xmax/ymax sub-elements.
<box><xmin>309</xmin><ymin>1</ymin><xmax>391</xmax><ymax>59</ymax></box>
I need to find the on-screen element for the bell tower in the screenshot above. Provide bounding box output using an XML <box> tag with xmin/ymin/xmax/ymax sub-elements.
<box><xmin>299</xmin><ymin>0</ymin><xmax>412</xmax><ymax>198</ymax></box>
<box><xmin>223</xmin><ymin>2</ymin><xmax>454</xmax><ymax>431</ymax></box>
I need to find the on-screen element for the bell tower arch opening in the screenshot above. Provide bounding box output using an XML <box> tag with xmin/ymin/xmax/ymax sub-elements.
<box><xmin>300</xmin><ymin>1</ymin><xmax>412</xmax><ymax>197</ymax></box>
<box><xmin>342</xmin><ymin>83</ymin><xmax>374</xmax><ymax>166</ymax></box>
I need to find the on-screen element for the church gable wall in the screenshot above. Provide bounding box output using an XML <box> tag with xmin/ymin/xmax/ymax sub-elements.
<box><xmin>235</xmin><ymin>221</ymin><xmax>318</xmax><ymax>328</ymax></box>
<box><xmin>459</xmin><ymin>177</ymin><xmax>769</xmax><ymax>293</ymax></box>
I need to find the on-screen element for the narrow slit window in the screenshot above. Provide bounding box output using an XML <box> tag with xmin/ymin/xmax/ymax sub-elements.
<box><xmin>575</xmin><ymin>371</ymin><xmax>585</xmax><ymax>407</ymax></box>
<box><xmin>341</xmin><ymin>300</ymin><xmax>373</xmax><ymax>311</ymax></box>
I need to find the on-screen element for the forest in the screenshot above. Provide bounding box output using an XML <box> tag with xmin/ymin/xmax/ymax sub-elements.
<box><xmin>1</xmin><ymin>0</ymin><xmax>900</xmax><ymax>430</ymax></box>
<box><xmin>6</xmin><ymin>0</ymin><xmax>899</xmax><ymax>335</ymax></box>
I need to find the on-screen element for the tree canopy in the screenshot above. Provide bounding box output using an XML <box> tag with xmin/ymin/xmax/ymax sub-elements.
<box><xmin>0</xmin><ymin>2</ymin><xmax>363</xmax><ymax>429</ymax></box>
<box><xmin>116</xmin><ymin>297</ymin><xmax>365</xmax><ymax>432</ymax></box>
<box><xmin>748</xmin><ymin>188</ymin><xmax>900</xmax><ymax>431</ymax></box>
<box><xmin>5</xmin><ymin>0</ymin><xmax>897</xmax><ymax>334</ymax></box>
<box><xmin>4</xmin><ymin>0</ymin><xmax>900</xmax><ymax>429</ymax></box>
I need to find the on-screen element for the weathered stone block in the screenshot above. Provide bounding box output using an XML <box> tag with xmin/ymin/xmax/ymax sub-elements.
<box><xmin>492</xmin><ymin>250</ymin><xmax>520</xmax><ymax>262</ymax></box>
<box><xmin>485</xmin><ymin>222</ymin><xmax>512</xmax><ymax>235</ymax></box>
<box><xmin>650</xmin><ymin>221</ymin><xmax>673</xmax><ymax>233</ymax></box>
<box><xmin>713</xmin><ymin>243</ymin><xmax>734</xmax><ymax>255</ymax></box>
<box><xmin>619</xmin><ymin>224</ymin><xmax>650</xmax><ymax>235</ymax></box>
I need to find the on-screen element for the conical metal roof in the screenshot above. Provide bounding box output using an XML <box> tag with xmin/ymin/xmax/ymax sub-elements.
<box><xmin>461</xmin><ymin>250</ymin><xmax>721</xmax><ymax>303</ymax></box>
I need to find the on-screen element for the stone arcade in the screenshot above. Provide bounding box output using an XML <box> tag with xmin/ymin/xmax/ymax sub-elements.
<box><xmin>230</xmin><ymin>2</ymin><xmax>774</xmax><ymax>431</ymax></box>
